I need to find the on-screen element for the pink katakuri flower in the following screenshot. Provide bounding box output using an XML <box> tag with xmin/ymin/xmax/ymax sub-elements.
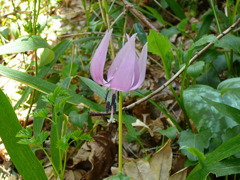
<box><xmin>90</xmin><ymin>29</ymin><xmax>148</xmax><ymax>92</ymax></box>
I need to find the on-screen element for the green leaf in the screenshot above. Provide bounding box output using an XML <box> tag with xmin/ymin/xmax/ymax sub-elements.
<box><xmin>0</xmin><ymin>64</ymin><xmax>104</xmax><ymax>111</ymax></box>
<box><xmin>62</xmin><ymin>63</ymin><xmax>78</xmax><ymax>77</ymax></box>
<box><xmin>147</xmin><ymin>30</ymin><xmax>174</xmax><ymax>78</ymax></box>
<box><xmin>195</xmin><ymin>14</ymin><xmax>214</xmax><ymax>40</ymax></box>
<box><xmin>147</xmin><ymin>30</ymin><xmax>172</xmax><ymax>58</ymax></box>
<box><xmin>37</xmin><ymin>48</ymin><xmax>55</xmax><ymax>67</ymax></box>
<box><xmin>144</xmin><ymin>6</ymin><xmax>166</xmax><ymax>25</ymax></box>
<box><xmin>104</xmin><ymin>172</ymin><xmax>130</xmax><ymax>180</ymax></box>
<box><xmin>164</xmin><ymin>0</ymin><xmax>186</xmax><ymax>19</ymax></box>
<box><xmin>209</xmin><ymin>159</ymin><xmax>240</xmax><ymax>177</ymax></box>
<box><xmin>35</xmin><ymin>131</ymin><xmax>49</xmax><ymax>144</ymax></box>
<box><xmin>217</xmin><ymin>78</ymin><xmax>240</xmax><ymax>93</ymax></box>
<box><xmin>202</xmin><ymin>97</ymin><xmax>240</xmax><ymax>124</ymax></box>
<box><xmin>0</xmin><ymin>26</ymin><xmax>10</xmax><ymax>39</ymax></box>
<box><xmin>179</xmin><ymin>130</ymin><xmax>212</xmax><ymax>161</ymax></box>
<box><xmin>157</xmin><ymin>127</ymin><xmax>178</xmax><ymax>139</ymax></box>
<box><xmin>0</xmin><ymin>89</ymin><xmax>47</xmax><ymax>180</ymax></box>
<box><xmin>79</xmin><ymin>76</ymin><xmax>106</xmax><ymax>100</ymax></box>
<box><xmin>80</xmin><ymin>133</ymin><xmax>94</xmax><ymax>141</ymax></box>
<box><xmin>0</xmin><ymin>35</ymin><xmax>50</xmax><ymax>55</ymax></box>
<box><xmin>187</xmin><ymin>61</ymin><xmax>205</xmax><ymax>78</ymax></box>
<box><xmin>33</xmin><ymin>108</ymin><xmax>49</xmax><ymax>118</ymax></box>
<box><xmin>16</xmin><ymin>127</ymin><xmax>33</xmax><ymax>138</ymax></box>
<box><xmin>215</xmin><ymin>34</ymin><xmax>240</xmax><ymax>52</ymax></box>
<box><xmin>69</xmin><ymin>110</ymin><xmax>89</xmax><ymax>128</ymax></box>
<box><xmin>133</xmin><ymin>23</ymin><xmax>147</xmax><ymax>45</ymax></box>
<box><xmin>187</xmin><ymin>134</ymin><xmax>240</xmax><ymax>180</ymax></box>
<box><xmin>161</xmin><ymin>26</ymin><xmax>180</xmax><ymax>38</ymax></box>
<box><xmin>57</xmin><ymin>135</ymin><xmax>69</xmax><ymax>152</ymax></box>
<box><xmin>183</xmin><ymin>85</ymin><xmax>237</xmax><ymax>133</ymax></box>
<box><xmin>222</xmin><ymin>125</ymin><xmax>240</xmax><ymax>143</ymax></box>
<box><xmin>181</xmin><ymin>147</ymin><xmax>205</xmax><ymax>165</ymax></box>
<box><xmin>192</xmin><ymin>35</ymin><xmax>217</xmax><ymax>49</ymax></box>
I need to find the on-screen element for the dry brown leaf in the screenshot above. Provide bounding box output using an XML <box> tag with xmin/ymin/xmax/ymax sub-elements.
<box><xmin>123</xmin><ymin>140</ymin><xmax>172</xmax><ymax>180</ymax></box>
<box><xmin>85</xmin><ymin>132</ymin><xmax>117</xmax><ymax>180</ymax></box>
<box><xmin>150</xmin><ymin>140</ymin><xmax>172</xmax><ymax>180</ymax></box>
<box><xmin>169</xmin><ymin>167</ymin><xmax>188</xmax><ymax>180</ymax></box>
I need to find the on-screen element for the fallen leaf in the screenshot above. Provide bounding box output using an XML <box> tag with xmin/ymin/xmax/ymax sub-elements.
<box><xmin>123</xmin><ymin>140</ymin><xmax>172</xmax><ymax>180</ymax></box>
<box><xmin>150</xmin><ymin>140</ymin><xmax>172</xmax><ymax>180</ymax></box>
<box><xmin>85</xmin><ymin>132</ymin><xmax>117</xmax><ymax>180</ymax></box>
<box><xmin>169</xmin><ymin>167</ymin><xmax>188</xmax><ymax>180</ymax></box>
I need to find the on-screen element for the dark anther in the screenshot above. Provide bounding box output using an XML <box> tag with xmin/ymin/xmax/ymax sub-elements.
<box><xmin>111</xmin><ymin>93</ymin><xmax>116</xmax><ymax>104</ymax></box>
<box><xmin>112</xmin><ymin>101</ymin><xmax>117</xmax><ymax>114</ymax></box>
<box><xmin>105</xmin><ymin>90</ymin><xmax>110</xmax><ymax>102</ymax></box>
<box><xmin>106</xmin><ymin>101</ymin><xmax>111</xmax><ymax>113</ymax></box>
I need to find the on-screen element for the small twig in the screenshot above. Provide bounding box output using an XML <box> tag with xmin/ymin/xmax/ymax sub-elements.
<box><xmin>120</xmin><ymin>0</ymin><xmax>158</xmax><ymax>32</ymax></box>
<box><xmin>88</xmin><ymin>18</ymin><xmax>240</xmax><ymax>116</ymax></box>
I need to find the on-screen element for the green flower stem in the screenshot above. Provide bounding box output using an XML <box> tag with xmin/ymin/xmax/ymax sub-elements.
<box><xmin>118</xmin><ymin>91</ymin><xmax>123</xmax><ymax>172</ymax></box>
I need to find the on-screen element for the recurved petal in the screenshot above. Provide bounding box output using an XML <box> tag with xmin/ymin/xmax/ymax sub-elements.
<box><xmin>108</xmin><ymin>35</ymin><xmax>137</xmax><ymax>92</ymax></box>
<box><xmin>90</xmin><ymin>29</ymin><xmax>113</xmax><ymax>85</ymax></box>
<box><xmin>107</xmin><ymin>34</ymin><xmax>137</xmax><ymax>82</ymax></box>
<box><xmin>130</xmin><ymin>43</ymin><xmax>148</xmax><ymax>90</ymax></box>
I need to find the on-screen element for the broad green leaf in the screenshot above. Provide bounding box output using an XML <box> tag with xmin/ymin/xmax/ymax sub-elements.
<box><xmin>79</xmin><ymin>76</ymin><xmax>106</xmax><ymax>100</ymax></box>
<box><xmin>0</xmin><ymin>35</ymin><xmax>50</xmax><ymax>55</ymax></box>
<box><xmin>147</xmin><ymin>30</ymin><xmax>174</xmax><ymax>78</ymax></box>
<box><xmin>191</xmin><ymin>35</ymin><xmax>217</xmax><ymax>49</ymax></box>
<box><xmin>222</xmin><ymin>125</ymin><xmax>240</xmax><ymax>143</ymax></box>
<box><xmin>161</xmin><ymin>26</ymin><xmax>180</xmax><ymax>38</ymax></box>
<box><xmin>0</xmin><ymin>64</ymin><xmax>104</xmax><ymax>111</ymax></box>
<box><xmin>187</xmin><ymin>134</ymin><xmax>240</xmax><ymax>180</ymax></box>
<box><xmin>187</xmin><ymin>61</ymin><xmax>205</xmax><ymax>78</ymax></box>
<box><xmin>0</xmin><ymin>89</ymin><xmax>47</xmax><ymax>180</ymax></box>
<box><xmin>157</xmin><ymin>127</ymin><xmax>178</xmax><ymax>139</ymax></box>
<box><xmin>69</xmin><ymin>110</ymin><xmax>89</xmax><ymax>128</ymax></box>
<box><xmin>202</xmin><ymin>97</ymin><xmax>240</xmax><ymax>124</ymax></box>
<box><xmin>215</xmin><ymin>34</ymin><xmax>240</xmax><ymax>52</ymax></box>
<box><xmin>209</xmin><ymin>159</ymin><xmax>240</xmax><ymax>177</ymax></box>
<box><xmin>147</xmin><ymin>30</ymin><xmax>172</xmax><ymax>58</ymax></box>
<box><xmin>196</xmin><ymin>64</ymin><xmax>220</xmax><ymax>88</ymax></box>
<box><xmin>217</xmin><ymin>77</ymin><xmax>240</xmax><ymax>93</ymax></box>
<box><xmin>179</xmin><ymin>130</ymin><xmax>212</xmax><ymax>161</ymax></box>
<box><xmin>183</xmin><ymin>85</ymin><xmax>237</xmax><ymax>133</ymax></box>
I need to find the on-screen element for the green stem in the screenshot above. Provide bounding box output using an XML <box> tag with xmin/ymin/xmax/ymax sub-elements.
<box><xmin>210</xmin><ymin>0</ymin><xmax>232</xmax><ymax>72</ymax></box>
<box><xmin>118</xmin><ymin>91</ymin><xmax>123</xmax><ymax>172</ymax></box>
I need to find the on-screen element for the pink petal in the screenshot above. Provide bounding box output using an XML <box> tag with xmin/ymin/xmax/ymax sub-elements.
<box><xmin>90</xmin><ymin>29</ymin><xmax>113</xmax><ymax>86</ymax></box>
<box><xmin>108</xmin><ymin>35</ymin><xmax>137</xmax><ymax>92</ymax></box>
<box><xmin>130</xmin><ymin>43</ymin><xmax>148</xmax><ymax>90</ymax></box>
<box><xmin>107</xmin><ymin>34</ymin><xmax>137</xmax><ymax>82</ymax></box>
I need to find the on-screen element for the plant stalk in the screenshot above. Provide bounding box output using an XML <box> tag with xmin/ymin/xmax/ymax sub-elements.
<box><xmin>118</xmin><ymin>91</ymin><xmax>123</xmax><ymax>172</ymax></box>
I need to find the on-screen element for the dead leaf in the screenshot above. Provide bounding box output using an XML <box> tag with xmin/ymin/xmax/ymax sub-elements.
<box><xmin>123</xmin><ymin>140</ymin><xmax>172</xmax><ymax>180</ymax></box>
<box><xmin>150</xmin><ymin>140</ymin><xmax>172</xmax><ymax>180</ymax></box>
<box><xmin>169</xmin><ymin>167</ymin><xmax>188</xmax><ymax>180</ymax></box>
<box><xmin>85</xmin><ymin>132</ymin><xmax>117</xmax><ymax>180</ymax></box>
